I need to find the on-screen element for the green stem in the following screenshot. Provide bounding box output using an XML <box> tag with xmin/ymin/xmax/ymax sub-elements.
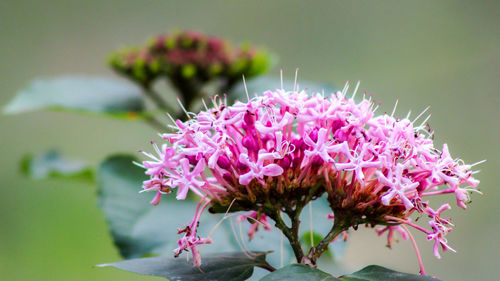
<box><xmin>142</xmin><ymin>85</ymin><xmax>175</xmax><ymax>113</ymax></box>
<box><xmin>266</xmin><ymin>206</ymin><xmax>305</xmax><ymax>263</ymax></box>
<box><xmin>169</xmin><ymin>77</ymin><xmax>201</xmax><ymax>120</ymax></box>
<box><xmin>303</xmin><ymin>219</ymin><xmax>347</xmax><ymax>266</ymax></box>
<box><xmin>137</xmin><ymin>84</ymin><xmax>174</xmax><ymax>131</ymax></box>
<box><xmin>145</xmin><ymin>116</ymin><xmax>169</xmax><ymax>132</ymax></box>
<box><xmin>263</xmin><ymin>183</ymin><xmax>325</xmax><ymax>265</ymax></box>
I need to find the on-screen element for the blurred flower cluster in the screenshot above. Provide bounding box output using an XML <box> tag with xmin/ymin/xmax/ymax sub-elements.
<box><xmin>109</xmin><ymin>30</ymin><xmax>270</xmax><ymax>111</ymax></box>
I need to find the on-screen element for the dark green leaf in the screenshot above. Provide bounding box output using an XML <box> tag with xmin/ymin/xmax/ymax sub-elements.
<box><xmin>98</xmin><ymin>252</ymin><xmax>268</xmax><ymax>281</ymax></box>
<box><xmin>260</xmin><ymin>264</ymin><xmax>341</xmax><ymax>281</ymax></box>
<box><xmin>339</xmin><ymin>265</ymin><xmax>440</xmax><ymax>281</ymax></box>
<box><xmin>229</xmin><ymin>76</ymin><xmax>336</xmax><ymax>102</ymax></box>
<box><xmin>21</xmin><ymin>150</ymin><xmax>93</xmax><ymax>181</ymax></box>
<box><xmin>97</xmin><ymin>155</ymin><xmax>239</xmax><ymax>258</ymax></box>
<box><xmin>4</xmin><ymin>75</ymin><xmax>145</xmax><ymax>118</ymax></box>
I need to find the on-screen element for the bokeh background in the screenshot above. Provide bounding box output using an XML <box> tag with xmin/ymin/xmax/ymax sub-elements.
<box><xmin>1</xmin><ymin>1</ymin><xmax>499</xmax><ymax>280</ymax></box>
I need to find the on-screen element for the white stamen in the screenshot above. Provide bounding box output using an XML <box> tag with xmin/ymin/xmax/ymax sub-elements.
<box><xmin>391</xmin><ymin>99</ymin><xmax>399</xmax><ymax>117</ymax></box>
<box><xmin>417</xmin><ymin>114</ymin><xmax>432</xmax><ymax>130</ymax></box>
<box><xmin>237</xmin><ymin>220</ymin><xmax>255</xmax><ymax>257</ymax></box>
<box><xmin>412</xmin><ymin>106</ymin><xmax>430</xmax><ymax>124</ymax></box>
<box><xmin>242</xmin><ymin>75</ymin><xmax>250</xmax><ymax>102</ymax></box>
<box><xmin>341</xmin><ymin>81</ymin><xmax>349</xmax><ymax>97</ymax></box>
<box><xmin>229</xmin><ymin>217</ymin><xmax>253</xmax><ymax>258</ymax></box>
<box><xmin>177</xmin><ymin>98</ymin><xmax>191</xmax><ymax>119</ymax></box>
<box><xmin>141</xmin><ymin>151</ymin><xmax>159</xmax><ymax>161</ymax></box>
<box><xmin>210</xmin><ymin>96</ymin><xmax>218</xmax><ymax>108</ymax></box>
<box><xmin>293</xmin><ymin>68</ymin><xmax>299</xmax><ymax>93</ymax></box>
<box><xmin>470</xmin><ymin>159</ymin><xmax>486</xmax><ymax>166</ymax></box>
<box><xmin>406</xmin><ymin>110</ymin><xmax>412</xmax><ymax>120</ymax></box>
<box><xmin>280</xmin><ymin>69</ymin><xmax>284</xmax><ymax>90</ymax></box>
<box><xmin>152</xmin><ymin>142</ymin><xmax>161</xmax><ymax>155</ymax></box>
<box><xmin>463</xmin><ymin>186</ymin><xmax>483</xmax><ymax>195</ymax></box>
<box><xmin>200</xmin><ymin>198</ymin><xmax>238</xmax><ymax>255</ymax></box>
<box><xmin>165</xmin><ymin>112</ymin><xmax>178</xmax><ymax>127</ymax></box>
<box><xmin>201</xmin><ymin>98</ymin><xmax>209</xmax><ymax>111</ymax></box>
<box><xmin>132</xmin><ymin>161</ymin><xmax>145</xmax><ymax>168</ymax></box>
<box><xmin>351</xmin><ymin>80</ymin><xmax>360</xmax><ymax>100</ymax></box>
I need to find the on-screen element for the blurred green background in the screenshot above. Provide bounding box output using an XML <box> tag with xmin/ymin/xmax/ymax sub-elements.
<box><xmin>1</xmin><ymin>1</ymin><xmax>499</xmax><ymax>280</ymax></box>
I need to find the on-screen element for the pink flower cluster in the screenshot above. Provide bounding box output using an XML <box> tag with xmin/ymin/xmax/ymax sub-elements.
<box><xmin>137</xmin><ymin>80</ymin><xmax>481</xmax><ymax>266</ymax></box>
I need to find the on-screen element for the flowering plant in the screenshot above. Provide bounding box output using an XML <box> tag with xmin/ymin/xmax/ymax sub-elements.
<box><xmin>133</xmin><ymin>76</ymin><xmax>482</xmax><ymax>278</ymax></box>
<box><xmin>5</xmin><ymin>31</ymin><xmax>482</xmax><ymax>281</ymax></box>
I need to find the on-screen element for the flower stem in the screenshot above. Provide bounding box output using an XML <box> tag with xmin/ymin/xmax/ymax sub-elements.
<box><xmin>401</xmin><ymin>224</ymin><xmax>426</xmax><ymax>275</ymax></box>
<box><xmin>142</xmin><ymin>85</ymin><xmax>175</xmax><ymax>113</ymax></box>
<box><xmin>146</xmin><ymin>116</ymin><xmax>168</xmax><ymax>132</ymax></box>
<box><xmin>302</xmin><ymin>219</ymin><xmax>347</xmax><ymax>266</ymax></box>
<box><xmin>267</xmin><ymin>206</ymin><xmax>305</xmax><ymax>263</ymax></box>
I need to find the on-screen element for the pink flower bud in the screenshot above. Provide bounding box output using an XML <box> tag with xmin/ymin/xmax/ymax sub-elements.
<box><xmin>242</xmin><ymin>135</ymin><xmax>258</xmax><ymax>152</ymax></box>
<box><xmin>217</xmin><ymin>155</ymin><xmax>231</xmax><ymax>169</ymax></box>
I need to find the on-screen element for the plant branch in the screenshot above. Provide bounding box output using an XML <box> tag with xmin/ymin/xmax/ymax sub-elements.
<box><xmin>142</xmin><ymin>85</ymin><xmax>175</xmax><ymax>113</ymax></box>
<box><xmin>145</xmin><ymin>116</ymin><xmax>169</xmax><ymax>132</ymax></box>
<box><xmin>263</xmin><ymin>183</ymin><xmax>325</xmax><ymax>265</ymax></box>
<box><xmin>302</xmin><ymin>218</ymin><xmax>347</xmax><ymax>266</ymax></box>
<box><xmin>265</xmin><ymin>205</ymin><xmax>305</xmax><ymax>263</ymax></box>
<box><xmin>169</xmin><ymin>77</ymin><xmax>201</xmax><ymax>117</ymax></box>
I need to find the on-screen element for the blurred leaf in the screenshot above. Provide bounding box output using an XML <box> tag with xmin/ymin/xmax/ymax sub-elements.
<box><xmin>339</xmin><ymin>265</ymin><xmax>440</xmax><ymax>281</ymax></box>
<box><xmin>260</xmin><ymin>264</ymin><xmax>341</xmax><ymax>281</ymax></box>
<box><xmin>229</xmin><ymin>76</ymin><xmax>336</xmax><ymax>102</ymax></box>
<box><xmin>98</xmin><ymin>252</ymin><xmax>269</xmax><ymax>281</ymax></box>
<box><xmin>97</xmin><ymin>155</ymin><xmax>239</xmax><ymax>259</ymax></box>
<box><xmin>21</xmin><ymin>150</ymin><xmax>93</xmax><ymax>181</ymax></box>
<box><xmin>4</xmin><ymin>75</ymin><xmax>146</xmax><ymax>118</ymax></box>
<box><xmin>300</xmin><ymin>231</ymin><xmax>324</xmax><ymax>248</ymax></box>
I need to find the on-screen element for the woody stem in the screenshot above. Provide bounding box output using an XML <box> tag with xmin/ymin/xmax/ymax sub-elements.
<box><xmin>266</xmin><ymin>205</ymin><xmax>305</xmax><ymax>263</ymax></box>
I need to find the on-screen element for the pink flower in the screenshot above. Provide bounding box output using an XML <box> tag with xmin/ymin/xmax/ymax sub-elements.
<box><xmin>238</xmin><ymin>150</ymin><xmax>284</xmax><ymax>185</ymax></box>
<box><xmin>140</xmin><ymin>178</ymin><xmax>170</xmax><ymax>205</ymax></box>
<box><xmin>174</xmin><ymin>235</ymin><xmax>213</xmax><ymax>267</ymax></box>
<box><xmin>427</xmin><ymin>220</ymin><xmax>455</xmax><ymax>259</ymax></box>
<box><xmin>378</xmin><ymin>163</ymin><xmax>419</xmax><ymax>209</ymax></box>
<box><xmin>302</xmin><ymin>128</ymin><xmax>351</xmax><ymax>167</ymax></box>
<box><xmin>138</xmin><ymin>143</ymin><xmax>177</xmax><ymax>177</ymax></box>
<box><xmin>170</xmin><ymin>158</ymin><xmax>206</xmax><ymax>200</ymax></box>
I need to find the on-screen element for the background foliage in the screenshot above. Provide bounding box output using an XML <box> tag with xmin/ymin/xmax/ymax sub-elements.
<box><xmin>1</xmin><ymin>1</ymin><xmax>499</xmax><ymax>280</ymax></box>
